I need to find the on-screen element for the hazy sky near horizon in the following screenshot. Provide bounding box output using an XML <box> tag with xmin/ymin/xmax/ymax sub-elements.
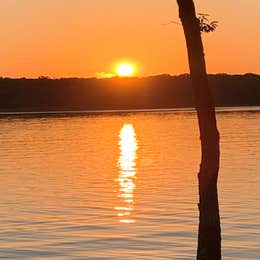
<box><xmin>1</xmin><ymin>0</ymin><xmax>260</xmax><ymax>78</ymax></box>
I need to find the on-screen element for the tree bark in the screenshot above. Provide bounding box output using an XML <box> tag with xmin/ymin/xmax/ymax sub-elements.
<box><xmin>176</xmin><ymin>1</ymin><xmax>221</xmax><ymax>259</ymax></box>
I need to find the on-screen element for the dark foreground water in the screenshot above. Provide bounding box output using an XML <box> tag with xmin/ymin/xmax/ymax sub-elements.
<box><xmin>0</xmin><ymin>108</ymin><xmax>260</xmax><ymax>259</ymax></box>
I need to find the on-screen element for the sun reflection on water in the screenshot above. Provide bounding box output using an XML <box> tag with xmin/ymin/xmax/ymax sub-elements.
<box><xmin>115</xmin><ymin>124</ymin><xmax>138</xmax><ymax>224</ymax></box>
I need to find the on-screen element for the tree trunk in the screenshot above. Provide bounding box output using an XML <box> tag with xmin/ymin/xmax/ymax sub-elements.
<box><xmin>176</xmin><ymin>1</ymin><xmax>221</xmax><ymax>259</ymax></box>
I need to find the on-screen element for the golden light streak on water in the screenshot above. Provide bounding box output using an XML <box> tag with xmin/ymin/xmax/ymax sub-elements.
<box><xmin>115</xmin><ymin>124</ymin><xmax>138</xmax><ymax>223</ymax></box>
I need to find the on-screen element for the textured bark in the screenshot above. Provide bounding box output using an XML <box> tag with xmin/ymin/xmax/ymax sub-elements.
<box><xmin>176</xmin><ymin>1</ymin><xmax>221</xmax><ymax>259</ymax></box>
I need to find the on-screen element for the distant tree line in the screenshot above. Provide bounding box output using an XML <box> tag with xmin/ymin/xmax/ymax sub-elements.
<box><xmin>0</xmin><ymin>74</ymin><xmax>259</xmax><ymax>112</ymax></box>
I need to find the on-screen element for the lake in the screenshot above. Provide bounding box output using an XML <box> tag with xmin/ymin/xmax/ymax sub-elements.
<box><xmin>0</xmin><ymin>108</ymin><xmax>260</xmax><ymax>259</ymax></box>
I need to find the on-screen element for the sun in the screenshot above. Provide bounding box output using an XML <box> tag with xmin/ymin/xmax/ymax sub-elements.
<box><xmin>116</xmin><ymin>63</ymin><xmax>135</xmax><ymax>77</ymax></box>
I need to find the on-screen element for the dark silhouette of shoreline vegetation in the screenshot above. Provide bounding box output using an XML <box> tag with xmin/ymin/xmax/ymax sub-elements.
<box><xmin>0</xmin><ymin>73</ymin><xmax>259</xmax><ymax>113</ymax></box>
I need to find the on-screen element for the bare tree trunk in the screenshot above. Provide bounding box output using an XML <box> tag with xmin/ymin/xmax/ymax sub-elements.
<box><xmin>176</xmin><ymin>1</ymin><xmax>221</xmax><ymax>259</ymax></box>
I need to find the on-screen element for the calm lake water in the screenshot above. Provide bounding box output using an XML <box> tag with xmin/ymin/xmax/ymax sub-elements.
<box><xmin>0</xmin><ymin>108</ymin><xmax>260</xmax><ymax>259</ymax></box>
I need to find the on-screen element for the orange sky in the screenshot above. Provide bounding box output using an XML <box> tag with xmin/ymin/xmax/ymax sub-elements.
<box><xmin>1</xmin><ymin>0</ymin><xmax>260</xmax><ymax>78</ymax></box>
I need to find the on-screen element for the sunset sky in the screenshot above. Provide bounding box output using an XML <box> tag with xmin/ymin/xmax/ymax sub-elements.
<box><xmin>1</xmin><ymin>0</ymin><xmax>260</xmax><ymax>78</ymax></box>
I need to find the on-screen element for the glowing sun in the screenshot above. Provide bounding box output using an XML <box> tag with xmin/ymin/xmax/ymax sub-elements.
<box><xmin>116</xmin><ymin>63</ymin><xmax>135</xmax><ymax>77</ymax></box>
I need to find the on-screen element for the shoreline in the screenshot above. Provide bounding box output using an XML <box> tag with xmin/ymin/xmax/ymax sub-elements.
<box><xmin>1</xmin><ymin>106</ymin><xmax>260</xmax><ymax>117</ymax></box>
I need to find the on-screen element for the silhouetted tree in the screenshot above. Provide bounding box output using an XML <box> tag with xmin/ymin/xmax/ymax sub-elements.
<box><xmin>198</xmin><ymin>13</ymin><xmax>218</xmax><ymax>33</ymax></box>
<box><xmin>176</xmin><ymin>1</ymin><xmax>221</xmax><ymax>259</ymax></box>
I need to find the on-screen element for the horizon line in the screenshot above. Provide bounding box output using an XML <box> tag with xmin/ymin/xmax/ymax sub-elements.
<box><xmin>1</xmin><ymin>72</ymin><xmax>259</xmax><ymax>80</ymax></box>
